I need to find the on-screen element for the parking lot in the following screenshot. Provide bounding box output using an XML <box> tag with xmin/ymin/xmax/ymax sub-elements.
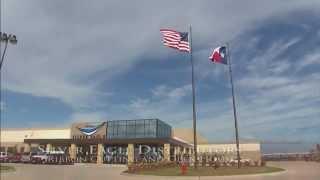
<box><xmin>1</xmin><ymin>161</ymin><xmax>320</xmax><ymax>180</ymax></box>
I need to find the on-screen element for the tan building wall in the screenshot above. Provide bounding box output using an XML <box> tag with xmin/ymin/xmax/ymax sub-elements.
<box><xmin>198</xmin><ymin>143</ymin><xmax>261</xmax><ymax>162</ymax></box>
<box><xmin>198</xmin><ymin>143</ymin><xmax>260</xmax><ymax>153</ymax></box>
<box><xmin>172</xmin><ymin>128</ymin><xmax>208</xmax><ymax>144</ymax></box>
<box><xmin>1</xmin><ymin>128</ymin><xmax>71</xmax><ymax>143</ymax></box>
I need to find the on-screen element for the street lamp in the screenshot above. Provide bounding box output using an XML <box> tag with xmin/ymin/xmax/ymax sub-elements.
<box><xmin>0</xmin><ymin>32</ymin><xmax>17</xmax><ymax>127</ymax></box>
<box><xmin>1</xmin><ymin>32</ymin><xmax>18</xmax><ymax>70</ymax></box>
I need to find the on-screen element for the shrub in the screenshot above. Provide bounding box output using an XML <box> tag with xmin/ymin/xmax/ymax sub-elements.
<box><xmin>230</xmin><ymin>161</ymin><xmax>236</xmax><ymax>167</ymax></box>
<box><xmin>244</xmin><ymin>161</ymin><xmax>250</xmax><ymax>166</ymax></box>
<box><xmin>222</xmin><ymin>161</ymin><xmax>228</xmax><ymax>167</ymax></box>
<box><xmin>127</xmin><ymin>161</ymin><xmax>179</xmax><ymax>173</ymax></box>
<box><xmin>209</xmin><ymin>160</ymin><xmax>214</xmax><ymax>167</ymax></box>
<box><xmin>214</xmin><ymin>161</ymin><xmax>220</xmax><ymax>169</ymax></box>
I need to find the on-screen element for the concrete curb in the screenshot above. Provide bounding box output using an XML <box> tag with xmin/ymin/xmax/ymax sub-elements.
<box><xmin>120</xmin><ymin>168</ymin><xmax>287</xmax><ymax>178</ymax></box>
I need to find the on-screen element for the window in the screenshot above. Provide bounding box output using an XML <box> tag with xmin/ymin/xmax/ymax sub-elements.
<box><xmin>107</xmin><ymin>119</ymin><xmax>171</xmax><ymax>139</ymax></box>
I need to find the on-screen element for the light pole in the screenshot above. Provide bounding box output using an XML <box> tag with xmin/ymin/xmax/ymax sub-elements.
<box><xmin>1</xmin><ymin>32</ymin><xmax>17</xmax><ymax>70</ymax></box>
<box><xmin>0</xmin><ymin>32</ymin><xmax>17</xmax><ymax>128</ymax></box>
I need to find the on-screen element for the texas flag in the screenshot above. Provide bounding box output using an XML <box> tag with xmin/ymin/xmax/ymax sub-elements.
<box><xmin>209</xmin><ymin>46</ymin><xmax>228</xmax><ymax>65</ymax></box>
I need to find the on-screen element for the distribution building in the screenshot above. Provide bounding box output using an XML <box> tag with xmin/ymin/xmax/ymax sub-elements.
<box><xmin>0</xmin><ymin>119</ymin><xmax>261</xmax><ymax>164</ymax></box>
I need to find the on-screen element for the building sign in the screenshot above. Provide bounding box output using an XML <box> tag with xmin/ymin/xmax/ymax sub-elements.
<box><xmin>75</xmin><ymin>145</ymin><xmax>98</xmax><ymax>163</ymax></box>
<box><xmin>101</xmin><ymin>144</ymin><xmax>164</xmax><ymax>164</ymax></box>
<box><xmin>134</xmin><ymin>144</ymin><xmax>163</xmax><ymax>163</ymax></box>
<box><xmin>104</xmin><ymin>145</ymin><xmax>128</xmax><ymax>164</ymax></box>
<box><xmin>71</xmin><ymin>122</ymin><xmax>107</xmax><ymax>139</ymax></box>
<box><xmin>77</xmin><ymin>122</ymin><xmax>106</xmax><ymax>136</ymax></box>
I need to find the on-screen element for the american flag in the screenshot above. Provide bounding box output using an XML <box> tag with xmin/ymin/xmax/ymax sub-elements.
<box><xmin>160</xmin><ymin>29</ymin><xmax>190</xmax><ymax>52</ymax></box>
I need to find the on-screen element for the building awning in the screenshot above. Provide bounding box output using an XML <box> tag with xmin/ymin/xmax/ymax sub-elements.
<box><xmin>24</xmin><ymin>137</ymin><xmax>192</xmax><ymax>147</ymax></box>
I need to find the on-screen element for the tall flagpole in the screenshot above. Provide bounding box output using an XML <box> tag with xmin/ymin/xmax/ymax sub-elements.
<box><xmin>227</xmin><ymin>43</ymin><xmax>241</xmax><ymax>168</ymax></box>
<box><xmin>189</xmin><ymin>25</ymin><xmax>198</xmax><ymax>169</ymax></box>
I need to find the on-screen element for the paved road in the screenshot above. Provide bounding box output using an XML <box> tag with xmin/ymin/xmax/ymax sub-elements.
<box><xmin>1</xmin><ymin>161</ymin><xmax>319</xmax><ymax>180</ymax></box>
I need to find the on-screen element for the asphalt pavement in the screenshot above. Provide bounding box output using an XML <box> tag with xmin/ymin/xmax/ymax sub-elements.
<box><xmin>1</xmin><ymin>161</ymin><xmax>319</xmax><ymax>180</ymax></box>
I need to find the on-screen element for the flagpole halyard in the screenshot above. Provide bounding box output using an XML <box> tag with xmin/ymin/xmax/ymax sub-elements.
<box><xmin>189</xmin><ymin>25</ymin><xmax>198</xmax><ymax>169</ymax></box>
<box><xmin>226</xmin><ymin>43</ymin><xmax>241</xmax><ymax>168</ymax></box>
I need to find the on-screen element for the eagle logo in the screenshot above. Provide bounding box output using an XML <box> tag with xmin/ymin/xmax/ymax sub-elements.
<box><xmin>77</xmin><ymin>122</ymin><xmax>106</xmax><ymax>136</ymax></box>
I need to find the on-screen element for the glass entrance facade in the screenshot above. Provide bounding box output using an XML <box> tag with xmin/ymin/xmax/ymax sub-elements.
<box><xmin>107</xmin><ymin>119</ymin><xmax>171</xmax><ymax>139</ymax></box>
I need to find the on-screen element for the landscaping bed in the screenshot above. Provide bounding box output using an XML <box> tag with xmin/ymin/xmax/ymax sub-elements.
<box><xmin>125</xmin><ymin>162</ymin><xmax>285</xmax><ymax>176</ymax></box>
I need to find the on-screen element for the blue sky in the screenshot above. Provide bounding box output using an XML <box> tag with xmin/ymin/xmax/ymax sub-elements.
<box><xmin>1</xmin><ymin>0</ymin><xmax>319</xmax><ymax>142</ymax></box>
